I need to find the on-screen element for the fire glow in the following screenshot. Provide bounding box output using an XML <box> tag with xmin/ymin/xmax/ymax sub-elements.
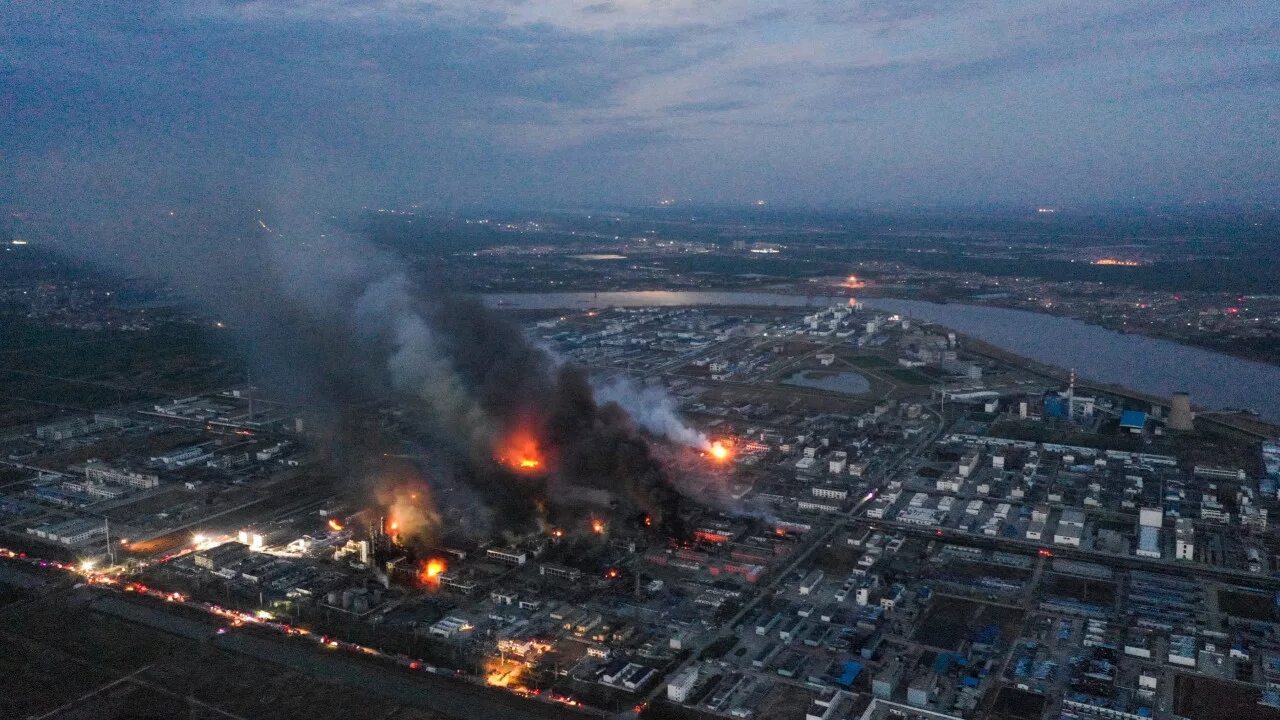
<box><xmin>327</xmin><ymin>518</ymin><xmax>344</xmax><ymax>532</ymax></box>
<box><xmin>708</xmin><ymin>440</ymin><xmax>732</xmax><ymax>462</ymax></box>
<box><xmin>496</xmin><ymin>427</ymin><xmax>545</xmax><ymax>474</ymax></box>
<box><xmin>419</xmin><ymin>557</ymin><xmax>447</xmax><ymax>586</ymax></box>
<box><xmin>484</xmin><ymin>656</ymin><xmax>526</xmax><ymax>688</ymax></box>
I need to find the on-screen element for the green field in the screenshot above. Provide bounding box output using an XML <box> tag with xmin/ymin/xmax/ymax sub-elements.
<box><xmin>847</xmin><ymin>354</ymin><xmax>893</xmax><ymax>369</ymax></box>
<box><xmin>0</xmin><ymin>317</ymin><xmax>238</xmax><ymax>418</ymax></box>
<box><xmin>886</xmin><ymin>367</ymin><xmax>934</xmax><ymax>385</ymax></box>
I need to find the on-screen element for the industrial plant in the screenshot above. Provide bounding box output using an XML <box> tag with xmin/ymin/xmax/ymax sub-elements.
<box><xmin>4</xmin><ymin>279</ymin><xmax>1279</xmax><ymax>720</ymax></box>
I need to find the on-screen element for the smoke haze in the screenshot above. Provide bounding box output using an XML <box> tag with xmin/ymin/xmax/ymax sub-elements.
<box><xmin>591</xmin><ymin>376</ymin><xmax>709</xmax><ymax>450</ymax></box>
<box><xmin>17</xmin><ymin>193</ymin><xmax>691</xmax><ymax>538</ymax></box>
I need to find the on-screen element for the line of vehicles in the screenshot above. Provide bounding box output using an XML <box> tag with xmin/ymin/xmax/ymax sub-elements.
<box><xmin>1</xmin><ymin>544</ymin><xmax>591</xmax><ymax>714</ymax></box>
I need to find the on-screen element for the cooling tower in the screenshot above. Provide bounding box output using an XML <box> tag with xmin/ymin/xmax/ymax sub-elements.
<box><xmin>1168</xmin><ymin>392</ymin><xmax>1194</xmax><ymax>431</ymax></box>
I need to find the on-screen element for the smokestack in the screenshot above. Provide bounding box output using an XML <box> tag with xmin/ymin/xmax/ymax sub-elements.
<box><xmin>1168</xmin><ymin>392</ymin><xmax>1194</xmax><ymax>431</ymax></box>
<box><xmin>1066</xmin><ymin>369</ymin><xmax>1076</xmax><ymax>421</ymax></box>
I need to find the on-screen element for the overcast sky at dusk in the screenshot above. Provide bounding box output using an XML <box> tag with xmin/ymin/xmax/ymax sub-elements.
<box><xmin>3</xmin><ymin>1</ymin><xmax>1277</xmax><ymax>211</ymax></box>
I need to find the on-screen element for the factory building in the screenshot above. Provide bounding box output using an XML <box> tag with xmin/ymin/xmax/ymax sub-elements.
<box><xmin>798</xmin><ymin>499</ymin><xmax>842</xmax><ymax>513</ymax></box>
<box><xmin>798</xmin><ymin>570</ymin><xmax>824</xmax><ymax>595</ymax></box>
<box><xmin>907</xmin><ymin>672</ymin><xmax>938</xmax><ymax>708</ymax></box>
<box><xmin>1119</xmin><ymin>410</ymin><xmax>1147</xmax><ymax>434</ymax></box>
<box><xmin>857</xmin><ymin>699</ymin><xmax>964</xmax><ymax>720</ymax></box>
<box><xmin>1054</xmin><ymin>524</ymin><xmax>1082</xmax><ymax>547</ymax></box>
<box><xmin>871</xmin><ymin>662</ymin><xmax>904</xmax><ymax>699</ymax></box>
<box><xmin>666</xmin><ymin>666</ymin><xmax>699</xmax><ymax>702</ymax></box>
<box><xmin>427</xmin><ymin>616</ymin><xmax>472</xmax><ymax>639</ymax></box>
<box><xmin>83</xmin><ymin>461</ymin><xmax>159</xmax><ymax>489</ymax></box>
<box><xmin>539</xmin><ymin>562</ymin><xmax>583</xmax><ymax>582</ymax></box>
<box><xmin>485</xmin><ymin>547</ymin><xmax>528</xmax><ymax>565</ymax></box>
<box><xmin>1175</xmin><ymin>519</ymin><xmax>1195</xmax><ymax>560</ymax></box>
<box><xmin>1136</xmin><ymin>507</ymin><xmax>1163</xmax><ymax>559</ymax></box>
<box><xmin>26</xmin><ymin>518</ymin><xmax>107</xmax><ymax>546</ymax></box>
<box><xmin>61</xmin><ymin>479</ymin><xmax>126</xmax><ymax>501</ymax></box>
<box><xmin>149</xmin><ymin>445</ymin><xmax>209</xmax><ymax>469</ymax></box>
<box><xmin>34</xmin><ymin>414</ymin><xmax>126</xmax><ymax>441</ymax></box>
<box><xmin>806</xmin><ymin>690</ymin><xmax>857</xmax><ymax>720</ymax></box>
<box><xmin>812</xmin><ymin>485</ymin><xmax>849</xmax><ymax>501</ymax></box>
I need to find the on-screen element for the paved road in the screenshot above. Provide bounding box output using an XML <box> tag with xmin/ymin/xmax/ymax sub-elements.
<box><xmin>90</xmin><ymin>594</ymin><xmax>601</xmax><ymax>720</ymax></box>
<box><xmin>872</xmin><ymin>519</ymin><xmax>1280</xmax><ymax>591</ymax></box>
<box><xmin>643</xmin><ymin>402</ymin><xmax>954</xmax><ymax>706</ymax></box>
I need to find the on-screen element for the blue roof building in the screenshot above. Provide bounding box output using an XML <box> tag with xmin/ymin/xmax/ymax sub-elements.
<box><xmin>837</xmin><ymin>660</ymin><xmax>863</xmax><ymax>687</ymax></box>
<box><xmin>1120</xmin><ymin>410</ymin><xmax>1148</xmax><ymax>432</ymax></box>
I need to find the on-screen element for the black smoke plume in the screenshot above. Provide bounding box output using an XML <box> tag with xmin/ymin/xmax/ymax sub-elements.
<box><xmin>409</xmin><ymin>294</ymin><xmax>687</xmax><ymax>534</ymax></box>
<box><xmin>28</xmin><ymin>206</ymin><xmax>685</xmax><ymax>538</ymax></box>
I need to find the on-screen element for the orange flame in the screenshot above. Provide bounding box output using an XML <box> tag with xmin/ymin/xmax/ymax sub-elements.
<box><xmin>591</xmin><ymin>518</ymin><xmax>606</xmax><ymax>535</ymax></box>
<box><xmin>420</xmin><ymin>557</ymin><xmax>447</xmax><ymax>586</ymax></box>
<box><xmin>709</xmin><ymin>440</ymin><xmax>731</xmax><ymax>462</ymax></box>
<box><xmin>496</xmin><ymin>427</ymin><xmax>545</xmax><ymax>474</ymax></box>
<box><xmin>484</xmin><ymin>656</ymin><xmax>524</xmax><ymax>688</ymax></box>
<box><xmin>327</xmin><ymin>518</ymin><xmax>344</xmax><ymax>532</ymax></box>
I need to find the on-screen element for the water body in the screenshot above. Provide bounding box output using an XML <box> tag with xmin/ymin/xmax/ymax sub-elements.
<box><xmin>486</xmin><ymin>290</ymin><xmax>842</xmax><ymax>309</ymax></box>
<box><xmin>484</xmin><ymin>291</ymin><xmax>1280</xmax><ymax>421</ymax></box>
<box><xmin>860</xmin><ymin>298</ymin><xmax>1280</xmax><ymax>422</ymax></box>
<box><xmin>783</xmin><ymin>370</ymin><xmax>872</xmax><ymax>395</ymax></box>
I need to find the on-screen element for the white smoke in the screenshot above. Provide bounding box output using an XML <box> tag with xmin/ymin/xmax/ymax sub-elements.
<box><xmin>354</xmin><ymin>274</ymin><xmax>494</xmax><ymax>456</ymax></box>
<box><xmin>591</xmin><ymin>375</ymin><xmax>709</xmax><ymax>450</ymax></box>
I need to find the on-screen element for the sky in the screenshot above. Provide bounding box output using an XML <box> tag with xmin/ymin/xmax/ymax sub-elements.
<box><xmin>2</xmin><ymin>0</ymin><xmax>1277</xmax><ymax>212</ymax></box>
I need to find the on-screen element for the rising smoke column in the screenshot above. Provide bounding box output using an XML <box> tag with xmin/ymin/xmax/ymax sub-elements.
<box><xmin>354</xmin><ymin>274</ymin><xmax>494</xmax><ymax>455</ymax></box>
<box><xmin>590</xmin><ymin>375</ymin><xmax>710</xmax><ymax>450</ymax></box>
<box><xmin>419</xmin><ymin>296</ymin><xmax>689</xmax><ymax>533</ymax></box>
<box><xmin>26</xmin><ymin>200</ymin><xmax>689</xmax><ymax>537</ymax></box>
<box><xmin>545</xmin><ymin>368</ymin><xmax>686</xmax><ymax>534</ymax></box>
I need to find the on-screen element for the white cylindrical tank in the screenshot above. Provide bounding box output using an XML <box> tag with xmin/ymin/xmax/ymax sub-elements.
<box><xmin>1168</xmin><ymin>392</ymin><xmax>1194</xmax><ymax>431</ymax></box>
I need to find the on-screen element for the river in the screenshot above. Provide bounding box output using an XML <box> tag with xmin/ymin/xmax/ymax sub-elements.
<box><xmin>484</xmin><ymin>291</ymin><xmax>1280</xmax><ymax>422</ymax></box>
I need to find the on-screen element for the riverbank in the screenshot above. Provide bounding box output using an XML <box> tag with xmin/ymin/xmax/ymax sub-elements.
<box><xmin>485</xmin><ymin>291</ymin><xmax>1280</xmax><ymax>424</ymax></box>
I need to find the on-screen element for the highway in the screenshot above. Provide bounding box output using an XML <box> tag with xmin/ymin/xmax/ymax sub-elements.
<box><xmin>0</xmin><ymin>543</ymin><xmax>604</xmax><ymax>720</ymax></box>
<box><xmin>872</xmin><ymin>518</ymin><xmax>1280</xmax><ymax>591</ymax></box>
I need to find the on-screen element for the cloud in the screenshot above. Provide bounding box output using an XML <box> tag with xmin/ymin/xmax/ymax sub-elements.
<box><xmin>665</xmin><ymin>99</ymin><xmax>748</xmax><ymax>115</ymax></box>
<box><xmin>1</xmin><ymin>0</ymin><xmax>1277</xmax><ymax>208</ymax></box>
